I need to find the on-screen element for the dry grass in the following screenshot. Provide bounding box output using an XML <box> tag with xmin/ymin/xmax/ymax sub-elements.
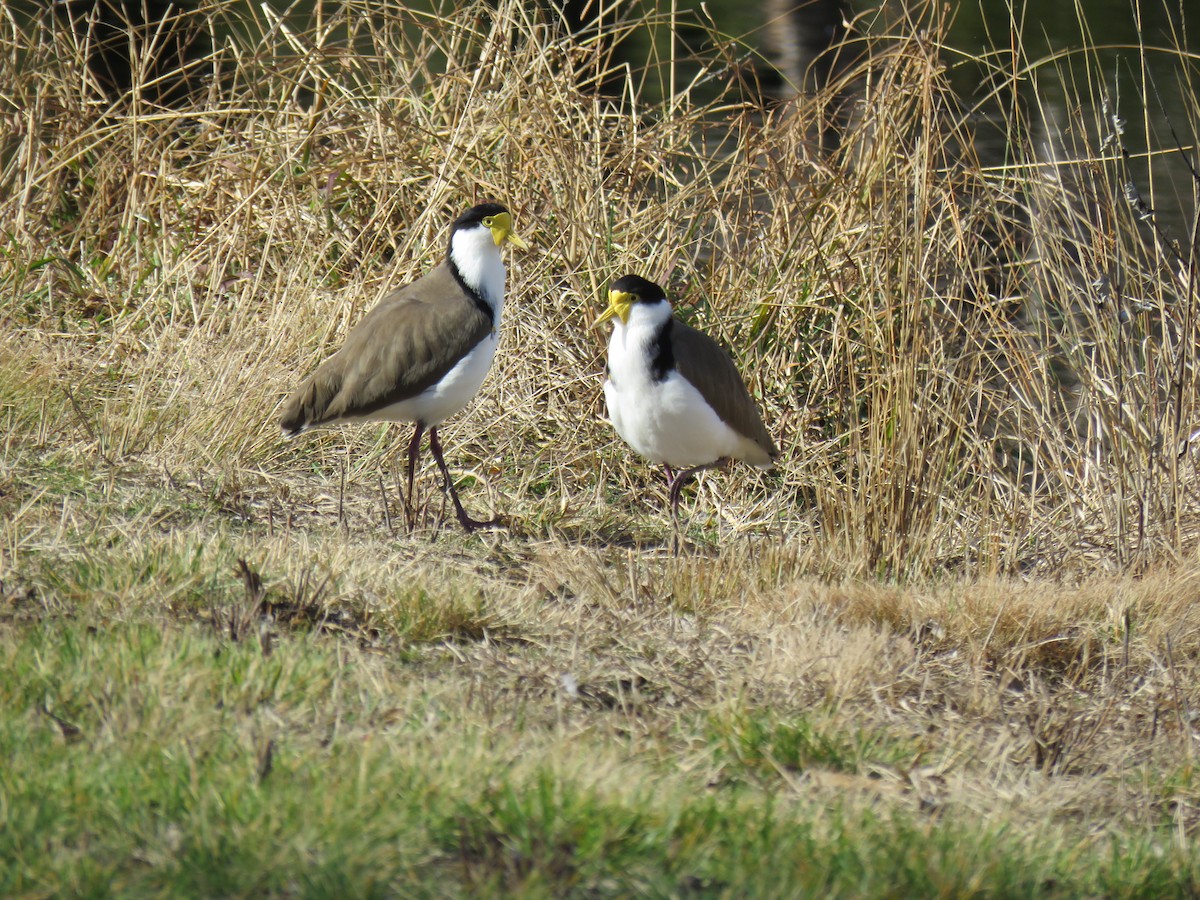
<box><xmin>5</xmin><ymin>0</ymin><xmax>1200</xmax><ymax>575</ymax></box>
<box><xmin>4</xmin><ymin>0</ymin><xmax>1200</xmax><ymax>891</ymax></box>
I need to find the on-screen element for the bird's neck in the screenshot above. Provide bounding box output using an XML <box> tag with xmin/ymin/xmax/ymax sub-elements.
<box><xmin>610</xmin><ymin>315</ymin><xmax>675</xmax><ymax>385</ymax></box>
<box><xmin>448</xmin><ymin>231</ymin><xmax>506</xmax><ymax>327</ymax></box>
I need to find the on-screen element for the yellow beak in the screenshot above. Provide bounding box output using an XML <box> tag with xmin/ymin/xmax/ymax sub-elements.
<box><xmin>488</xmin><ymin>212</ymin><xmax>529</xmax><ymax>250</ymax></box>
<box><xmin>593</xmin><ymin>290</ymin><xmax>633</xmax><ymax>328</ymax></box>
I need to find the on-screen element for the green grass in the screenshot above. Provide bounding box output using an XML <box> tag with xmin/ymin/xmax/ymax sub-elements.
<box><xmin>6</xmin><ymin>0</ymin><xmax>1200</xmax><ymax>892</ymax></box>
<box><xmin>3</xmin><ymin>617</ymin><xmax>1198</xmax><ymax>897</ymax></box>
<box><xmin>707</xmin><ymin>708</ymin><xmax>923</xmax><ymax>782</ymax></box>
<box><xmin>10</xmin><ymin>370</ymin><xmax>1200</xmax><ymax>896</ymax></box>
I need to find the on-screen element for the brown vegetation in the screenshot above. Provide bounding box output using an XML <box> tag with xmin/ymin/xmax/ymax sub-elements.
<box><xmin>4</xmin><ymin>1</ymin><xmax>1200</xmax><ymax>888</ymax></box>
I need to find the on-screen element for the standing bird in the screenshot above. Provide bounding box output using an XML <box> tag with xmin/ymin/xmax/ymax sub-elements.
<box><xmin>280</xmin><ymin>202</ymin><xmax>528</xmax><ymax>532</ymax></box>
<box><xmin>595</xmin><ymin>274</ymin><xmax>778</xmax><ymax>532</ymax></box>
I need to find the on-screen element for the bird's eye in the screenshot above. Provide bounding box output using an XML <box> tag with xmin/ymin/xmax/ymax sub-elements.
<box><xmin>482</xmin><ymin>216</ymin><xmax>494</xmax><ymax>227</ymax></box>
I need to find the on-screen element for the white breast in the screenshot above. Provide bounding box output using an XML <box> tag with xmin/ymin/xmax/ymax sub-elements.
<box><xmin>359</xmin><ymin>226</ymin><xmax>507</xmax><ymax>427</ymax></box>
<box><xmin>361</xmin><ymin>331</ymin><xmax>498</xmax><ymax>427</ymax></box>
<box><xmin>604</xmin><ymin>318</ymin><xmax>764</xmax><ymax>467</ymax></box>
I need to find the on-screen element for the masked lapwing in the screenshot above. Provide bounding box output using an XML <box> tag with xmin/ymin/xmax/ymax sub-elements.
<box><xmin>280</xmin><ymin>202</ymin><xmax>527</xmax><ymax>532</ymax></box>
<box><xmin>595</xmin><ymin>274</ymin><xmax>778</xmax><ymax>533</ymax></box>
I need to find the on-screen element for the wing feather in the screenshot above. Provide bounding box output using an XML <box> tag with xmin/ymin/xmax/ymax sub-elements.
<box><xmin>670</xmin><ymin>321</ymin><xmax>778</xmax><ymax>459</ymax></box>
<box><xmin>280</xmin><ymin>264</ymin><xmax>492</xmax><ymax>433</ymax></box>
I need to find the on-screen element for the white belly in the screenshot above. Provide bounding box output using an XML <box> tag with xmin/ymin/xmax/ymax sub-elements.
<box><xmin>604</xmin><ymin>370</ymin><xmax>758</xmax><ymax>467</ymax></box>
<box><xmin>361</xmin><ymin>332</ymin><xmax>497</xmax><ymax>426</ymax></box>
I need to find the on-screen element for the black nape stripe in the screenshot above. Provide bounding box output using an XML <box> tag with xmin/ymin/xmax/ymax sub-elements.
<box><xmin>447</xmin><ymin>255</ymin><xmax>495</xmax><ymax>327</ymax></box>
<box><xmin>651</xmin><ymin>318</ymin><xmax>675</xmax><ymax>382</ymax></box>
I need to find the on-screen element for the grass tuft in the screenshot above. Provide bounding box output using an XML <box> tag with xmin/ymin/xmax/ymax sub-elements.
<box><xmin>6</xmin><ymin>0</ymin><xmax>1200</xmax><ymax>891</ymax></box>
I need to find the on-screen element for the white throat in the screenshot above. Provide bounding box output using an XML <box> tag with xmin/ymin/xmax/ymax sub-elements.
<box><xmin>625</xmin><ymin>298</ymin><xmax>672</xmax><ymax>330</ymax></box>
<box><xmin>610</xmin><ymin>298</ymin><xmax>671</xmax><ymax>347</ymax></box>
<box><xmin>607</xmin><ymin>298</ymin><xmax>673</xmax><ymax>387</ymax></box>
<box><xmin>449</xmin><ymin>225</ymin><xmax>507</xmax><ymax>324</ymax></box>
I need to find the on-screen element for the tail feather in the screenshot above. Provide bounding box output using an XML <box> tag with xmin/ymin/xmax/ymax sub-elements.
<box><xmin>279</xmin><ymin>394</ymin><xmax>309</xmax><ymax>436</ymax></box>
<box><xmin>280</xmin><ymin>366</ymin><xmax>342</xmax><ymax>436</ymax></box>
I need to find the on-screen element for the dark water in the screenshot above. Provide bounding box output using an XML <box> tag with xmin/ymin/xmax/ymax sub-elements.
<box><xmin>944</xmin><ymin>0</ymin><xmax>1194</xmax><ymax>146</ymax></box>
<box><xmin>743</xmin><ymin>0</ymin><xmax>1196</xmax><ymax>232</ymax></box>
<box><xmin>626</xmin><ymin>0</ymin><xmax>1196</xmax><ymax>230</ymax></box>
<box><xmin>28</xmin><ymin>1</ymin><xmax>1198</xmax><ymax>227</ymax></box>
<box><xmin>37</xmin><ymin>1</ymin><xmax>1194</xmax><ymax>127</ymax></box>
<box><xmin>564</xmin><ymin>0</ymin><xmax>1193</xmax><ymax>227</ymax></box>
<box><xmin>943</xmin><ymin>0</ymin><xmax>1196</xmax><ymax>233</ymax></box>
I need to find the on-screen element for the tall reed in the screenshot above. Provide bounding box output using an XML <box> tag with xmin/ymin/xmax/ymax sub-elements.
<box><xmin>3</xmin><ymin>0</ymin><xmax>1198</xmax><ymax>576</ymax></box>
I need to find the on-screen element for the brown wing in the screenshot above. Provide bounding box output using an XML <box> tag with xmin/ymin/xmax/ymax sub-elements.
<box><xmin>671</xmin><ymin>320</ymin><xmax>778</xmax><ymax>458</ymax></box>
<box><xmin>280</xmin><ymin>263</ymin><xmax>492</xmax><ymax>433</ymax></box>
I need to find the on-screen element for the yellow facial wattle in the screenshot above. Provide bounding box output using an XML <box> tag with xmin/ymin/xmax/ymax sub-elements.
<box><xmin>485</xmin><ymin>211</ymin><xmax>529</xmax><ymax>249</ymax></box>
<box><xmin>594</xmin><ymin>290</ymin><xmax>633</xmax><ymax>328</ymax></box>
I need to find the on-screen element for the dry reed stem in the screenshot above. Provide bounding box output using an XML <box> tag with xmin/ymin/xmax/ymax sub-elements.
<box><xmin>2</xmin><ymin>0</ymin><xmax>1200</xmax><ymax>579</ymax></box>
